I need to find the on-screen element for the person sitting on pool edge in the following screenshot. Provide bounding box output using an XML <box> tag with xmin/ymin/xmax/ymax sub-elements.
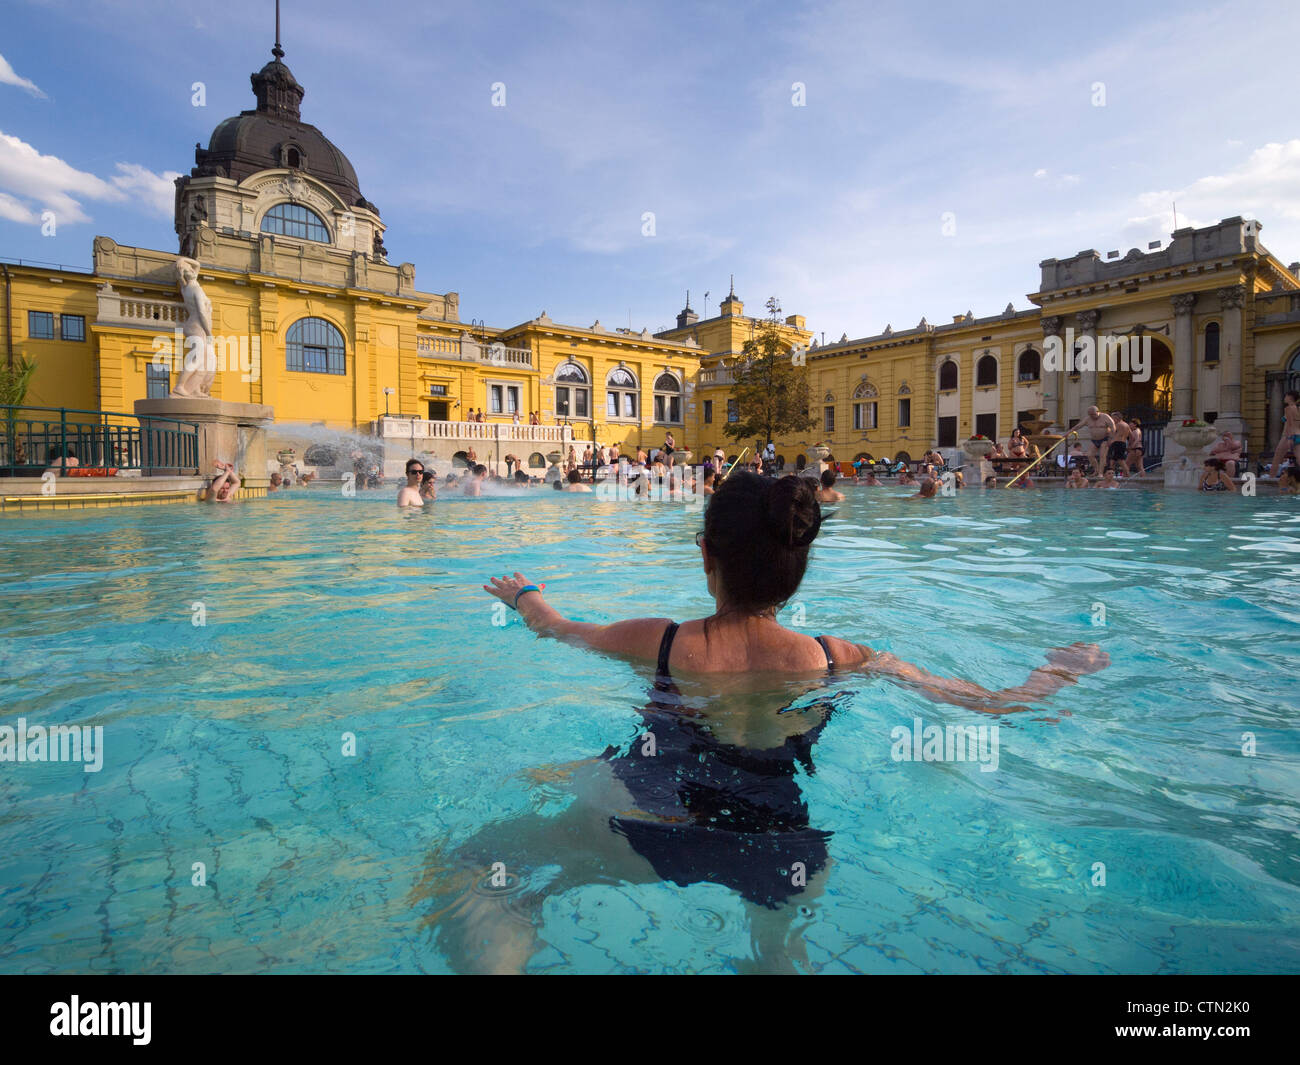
<box><xmin>398</xmin><ymin>458</ymin><xmax>425</xmax><ymax>507</ymax></box>
<box><xmin>815</xmin><ymin>469</ymin><xmax>844</xmax><ymax>503</ymax></box>
<box><xmin>485</xmin><ymin>472</ymin><xmax>1107</xmax><ymax>710</ymax></box>
<box><xmin>201</xmin><ymin>461</ymin><xmax>241</xmax><ymax>503</ymax></box>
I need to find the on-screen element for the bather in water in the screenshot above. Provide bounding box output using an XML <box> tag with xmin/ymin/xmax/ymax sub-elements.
<box><xmin>412</xmin><ymin>473</ymin><xmax>1108</xmax><ymax>972</ymax></box>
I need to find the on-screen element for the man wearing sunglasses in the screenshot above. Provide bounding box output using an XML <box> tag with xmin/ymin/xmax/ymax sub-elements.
<box><xmin>398</xmin><ymin>458</ymin><xmax>425</xmax><ymax>508</ymax></box>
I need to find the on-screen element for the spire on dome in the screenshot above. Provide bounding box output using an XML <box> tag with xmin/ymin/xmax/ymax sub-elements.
<box><xmin>273</xmin><ymin>0</ymin><xmax>284</xmax><ymax>60</ymax></box>
<box><xmin>252</xmin><ymin>0</ymin><xmax>303</xmax><ymax>119</ymax></box>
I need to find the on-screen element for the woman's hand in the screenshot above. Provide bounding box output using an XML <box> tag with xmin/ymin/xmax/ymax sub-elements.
<box><xmin>483</xmin><ymin>572</ymin><xmax>546</xmax><ymax>607</ymax></box>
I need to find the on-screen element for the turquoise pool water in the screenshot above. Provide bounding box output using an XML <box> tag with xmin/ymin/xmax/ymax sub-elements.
<box><xmin>1</xmin><ymin>483</ymin><xmax>1298</xmax><ymax>973</ymax></box>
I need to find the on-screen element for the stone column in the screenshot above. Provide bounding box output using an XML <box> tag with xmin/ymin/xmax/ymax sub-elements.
<box><xmin>1041</xmin><ymin>315</ymin><xmax>1063</xmax><ymax>427</ymax></box>
<box><xmin>1171</xmin><ymin>293</ymin><xmax>1197</xmax><ymax>420</ymax></box>
<box><xmin>1076</xmin><ymin>309</ymin><xmax>1100</xmax><ymax>413</ymax></box>
<box><xmin>1216</xmin><ymin>284</ymin><xmax>1246</xmax><ymax>434</ymax></box>
<box><xmin>135</xmin><ymin>397</ymin><xmax>274</xmax><ymax>496</ymax></box>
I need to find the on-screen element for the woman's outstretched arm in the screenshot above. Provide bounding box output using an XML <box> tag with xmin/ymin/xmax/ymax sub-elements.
<box><xmin>484</xmin><ymin>572</ymin><xmax>666</xmax><ymax>661</ymax></box>
<box><xmin>826</xmin><ymin>637</ymin><xmax>1109</xmax><ymax>714</ymax></box>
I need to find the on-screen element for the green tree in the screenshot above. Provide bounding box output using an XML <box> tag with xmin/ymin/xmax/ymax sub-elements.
<box><xmin>721</xmin><ymin>297</ymin><xmax>813</xmax><ymax>446</ymax></box>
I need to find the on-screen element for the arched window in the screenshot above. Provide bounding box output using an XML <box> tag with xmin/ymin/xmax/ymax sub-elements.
<box><xmin>606</xmin><ymin>366</ymin><xmax>639</xmax><ymax>419</ymax></box>
<box><xmin>1204</xmin><ymin>322</ymin><xmax>1220</xmax><ymax>362</ymax></box>
<box><xmin>554</xmin><ymin>361</ymin><xmax>590</xmax><ymax>419</ymax></box>
<box><xmin>261</xmin><ymin>202</ymin><xmax>330</xmax><ymax>243</ymax></box>
<box><xmin>653</xmin><ymin>372</ymin><xmax>682</xmax><ymax>424</ymax></box>
<box><xmin>938</xmin><ymin>360</ymin><xmax>958</xmax><ymax>390</ymax></box>
<box><xmin>853</xmin><ymin>381</ymin><xmax>878</xmax><ymax>430</ymax></box>
<box><xmin>1018</xmin><ymin>348</ymin><xmax>1041</xmax><ymax>382</ymax></box>
<box><xmin>528</xmin><ymin>452</ymin><xmax>546</xmax><ymax>468</ymax></box>
<box><xmin>286</xmin><ymin>317</ymin><xmax>346</xmax><ymax>374</ymax></box>
<box><xmin>976</xmin><ymin>354</ymin><xmax>998</xmax><ymax>387</ymax></box>
<box><xmin>286</xmin><ymin>147</ymin><xmax>301</xmax><ymax>168</ymax></box>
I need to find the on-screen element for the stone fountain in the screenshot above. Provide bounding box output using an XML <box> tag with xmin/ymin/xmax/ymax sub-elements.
<box><xmin>1019</xmin><ymin>408</ymin><xmax>1064</xmax><ymax>459</ymax></box>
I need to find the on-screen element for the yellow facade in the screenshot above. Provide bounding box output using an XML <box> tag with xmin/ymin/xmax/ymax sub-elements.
<box><xmin>6</xmin><ymin>37</ymin><xmax>1300</xmax><ymax>474</ymax></box>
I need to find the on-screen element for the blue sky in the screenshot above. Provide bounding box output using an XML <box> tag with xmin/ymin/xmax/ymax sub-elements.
<box><xmin>2</xmin><ymin>0</ymin><xmax>1298</xmax><ymax>341</ymax></box>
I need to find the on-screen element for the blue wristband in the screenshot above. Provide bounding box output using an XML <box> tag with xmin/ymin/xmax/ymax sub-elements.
<box><xmin>513</xmin><ymin>585</ymin><xmax>542</xmax><ymax>610</ymax></box>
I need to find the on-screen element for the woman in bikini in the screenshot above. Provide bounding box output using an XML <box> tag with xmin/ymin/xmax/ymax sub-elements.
<box><xmin>1126</xmin><ymin>417</ymin><xmax>1144</xmax><ymax>476</ymax></box>
<box><xmin>1198</xmin><ymin>457</ymin><xmax>1234</xmax><ymax>492</ymax></box>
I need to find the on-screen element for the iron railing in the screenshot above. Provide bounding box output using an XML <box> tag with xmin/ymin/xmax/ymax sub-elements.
<box><xmin>0</xmin><ymin>405</ymin><xmax>200</xmax><ymax>476</ymax></box>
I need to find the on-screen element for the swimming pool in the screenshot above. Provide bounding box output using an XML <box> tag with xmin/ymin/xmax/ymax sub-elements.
<box><xmin>1</xmin><ymin>483</ymin><xmax>1297</xmax><ymax>973</ymax></box>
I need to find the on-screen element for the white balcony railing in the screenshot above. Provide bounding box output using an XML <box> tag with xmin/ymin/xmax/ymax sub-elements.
<box><xmin>416</xmin><ymin>333</ymin><xmax>533</xmax><ymax>368</ymax></box>
<box><xmin>373</xmin><ymin>418</ymin><xmax>575</xmax><ymax>444</ymax></box>
<box><xmin>95</xmin><ymin>283</ymin><xmax>189</xmax><ymax>327</ymax></box>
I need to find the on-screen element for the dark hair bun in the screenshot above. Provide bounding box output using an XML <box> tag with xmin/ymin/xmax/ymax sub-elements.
<box><xmin>702</xmin><ymin>472</ymin><xmax>821</xmax><ymax>615</ymax></box>
<box><xmin>766</xmin><ymin>474</ymin><xmax>822</xmax><ymax>547</ymax></box>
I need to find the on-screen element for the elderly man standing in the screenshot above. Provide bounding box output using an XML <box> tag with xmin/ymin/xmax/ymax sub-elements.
<box><xmin>1065</xmin><ymin>407</ymin><xmax>1115</xmax><ymax>475</ymax></box>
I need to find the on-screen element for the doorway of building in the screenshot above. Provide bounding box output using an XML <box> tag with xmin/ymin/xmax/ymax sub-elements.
<box><xmin>426</xmin><ymin>399</ymin><xmax>450</xmax><ymax>421</ymax></box>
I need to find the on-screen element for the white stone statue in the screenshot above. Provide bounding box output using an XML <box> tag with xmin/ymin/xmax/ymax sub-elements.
<box><xmin>171</xmin><ymin>256</ymin><xmax>215</xmax><ymax>397</ymax></box>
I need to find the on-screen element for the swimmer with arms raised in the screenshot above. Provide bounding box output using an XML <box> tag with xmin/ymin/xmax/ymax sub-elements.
<box><xmin>483</xmin><ymin>472</ymin><xmax>1107</xmax><ymax>713</ymax></box>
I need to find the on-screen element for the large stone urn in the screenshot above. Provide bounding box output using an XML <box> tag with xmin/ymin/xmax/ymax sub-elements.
<box><xmin>964</xmin><ymin>437</ymin><xmax>995</xmax><ymax>458</ymax></box>
<box><xmin>810</xmin><ymin>444</ymin><xmax>831</xmax><ymax>462</ymax></box>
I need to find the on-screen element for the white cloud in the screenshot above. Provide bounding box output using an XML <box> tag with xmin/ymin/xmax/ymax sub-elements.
<box><xmin>0</xmin><ymin>54</ymin><xmax>46</xmax><ymax>99</ymax></box>
<box><xmin>0</xmin><ymin>191</ymin><xmax>38</xmax><ymax>224</ymax></box>
<box><xmin>1033</xmin><ymin>168</ymin><xmax>1047</xmax><ymax>178</ymax></box>
<box><xmin>1128</xmin><ymin>139</ymin><xmax>1300</xmax><ymax>240</ymax></box>
<box><xmin>111</xmin><ymin>162</ymin><xmax>181</xmax><ymax>218</ymax></box>
<box><xmin>0</xmin><ymin>131</ymin><xmax>178</xmax><ymax>226</ymax></box>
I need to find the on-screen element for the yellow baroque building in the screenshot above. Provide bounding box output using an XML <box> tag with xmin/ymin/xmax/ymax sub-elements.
<box><xmin>5</xmin><ymin>32</ymin><xmax>1300</xmax><ymax>479</ymax></box>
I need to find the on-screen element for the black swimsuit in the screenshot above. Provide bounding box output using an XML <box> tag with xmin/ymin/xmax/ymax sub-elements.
<box><xmin>603</xmin><ymin>622</ymin><xmax>837</xmax><ymax>909</ymax></box>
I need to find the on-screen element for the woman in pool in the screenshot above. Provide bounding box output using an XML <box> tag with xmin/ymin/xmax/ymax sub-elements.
<box><xmin>420</xmin><ymin>473</ymin><xmax>1107</xmax><ymax>973</ymax></box>
<box><xmin>1198</xmin><ymin>457</ymin><xmax>1234</xmax><ymax>492</ymax></box>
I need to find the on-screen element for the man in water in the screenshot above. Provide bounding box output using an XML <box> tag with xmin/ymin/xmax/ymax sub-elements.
<box><xmin>463</xmin><ymin>464</ymin><xmax>489</xmax><ymax>496</ymax></box>
<box><xmin>1065</xmin><ymin>407</ymin><xmax>1115</xmax><ymax>475</ymax></box>
<box><xmin>563</xmin><ymin>470</ymin><xmax>592</xmax><ymax>493</ymax></box>
<box><xmin>201</xmin><ymin>461</ymin><xmax>241</xmax><ymax>503</ymax></box>
<box><xmin>397</xmin><ymin>458</ymin><xmax>425</xmax><ymax>507</ymax></box>
<box><xmin>815</xmin><ymin>469</ymin><xmax>844</xmax><ymax>502</ymax></box>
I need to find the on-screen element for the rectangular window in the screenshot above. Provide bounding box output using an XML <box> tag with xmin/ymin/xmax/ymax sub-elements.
<box><xmin>937</xmin><ymin>416</ymin><xmax>957</xmax><ymax>447</ymax></box>
<box><xmin>975</xmin><ymin>412</ymin><xmax>997</xmax><ymax>440</ymax></box>
<box><xmin>490</xmin><ymin>385</ymin><xmax>504</xmax><ymax>414</ymax></box>
<box><xmin>146</xmin><ymin>363</ymin><xmax>170</xmax><ymax>399</ymax></box>
<box><xmin>853</xmin><ymin>402</ymin><xmax>877</xmax><ymax>430</ymax></box>
<box><xmin>704</xmin><ymin>400</ymin><xmax>713</xmax><ymax>424</ymax></box>
<box><xmin>575</xmin><ymin>389</ymin><xmax>588</xmax><ymax>418</ymax></box>
<box><xmin>654</xmin><ymin>395</ymin><xmax>665</xmax><ymax>422</ymax></box>
<box><xmin>60</xmin><ymin>315</ymin><xmax>86</xmax><ymax>342</ymax></box>
<box><xmin>607</xmin><ymin>393</ymin><xmax>618</xmax><ymax>417</ymax></box>
<box><xmin>727</xmin><ymin>399</ymin><xmax>739</xmax><ymax>423</ymax></box>
<box><xmin>824</xmin><ymin>406</ymin><xmax>835</xmax><ymax>433</ymax></box>
<box><xmin>670</xmin><ymin>396</ymin><xmax>681</xmax><ymax>423</ymax></box>
<box><xmin>898</xmin><ymin>398</ymin><xmax>911</xmax><ymax>427</ymax></box>
<box><xmin>623</xmin><ymin>393</ymin><xmax>636</xmax><ymax>418</ymax></box>
<box><xmin>303</xmin><ymin>345</ymin><xmax>329</xmax><ymax>373</ymax></box>
<box><xmin>28</xmin><ymin>311</ymin><xmax>54</xmax><ymax>339</ymax></box>
<box><xmin>556</xmin><ymin>388</ymin><xmax>571</xmax><ymax>417</ymax></box>
<box><xmin>506</xmin><ymin>386</ymin><xmax>520</xmax><ymax>414</ymax></box>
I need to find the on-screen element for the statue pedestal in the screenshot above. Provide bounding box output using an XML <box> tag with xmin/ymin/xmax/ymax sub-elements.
<box><xmin>135</xmin><ymin>397</ymin><xmax>274</xmax><ymax>491</ymax></box>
